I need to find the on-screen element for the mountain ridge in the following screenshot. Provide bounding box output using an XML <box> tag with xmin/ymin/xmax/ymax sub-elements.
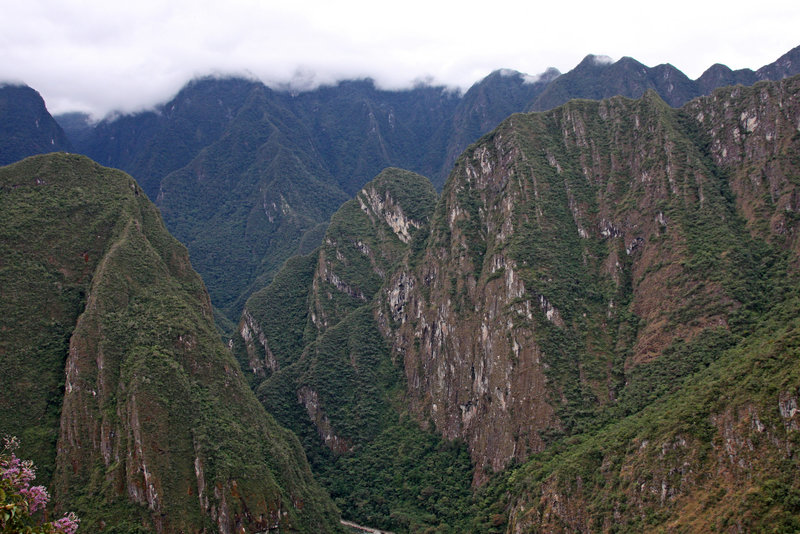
<box><xmin>53</xmin><ymin>43</ymin><xmax>799</xmax><ymax>322</ymax></box>
<box><xmin>0</xmin><ymin>153</ymin><xmax>343</xmax><ymax>533</ymax></box>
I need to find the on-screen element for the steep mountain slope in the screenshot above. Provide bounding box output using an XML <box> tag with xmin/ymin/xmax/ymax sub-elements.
<box><xmin>0</xmin><ymin>84</ymin><xmax>72</xmax><ymax>166</ymax></box>
<box><xmin>76</xmin><ymin>77</ymin><xmax>261</xmax><ymax>200</ymax></box>
<box><xmin>54</xmin><ymin>112</ymin><xmax>95</xmax><ymax>151</ymax></box>
<box><xmin>754</xmin><ymin>43</ymin><xmax>800</xmax><ymax>81</ymax></box>
<box><xmin>0</xmin><ymin>153</ymin><xmax>342</xmax><ymax>533</ymax></box>
<box><xmin>155</xmin><ymin>82</ymin><xmax>349</xmax><ymax>317</ymax></box>
<box><xmin>499</xmin><ymin>292</ymin><xmax>800</xmax><ymax>532</ymax></box>
<box><xmin>65</xmin><ymin>77</ymin><xmax>463</xmax><ymax>320</ymax></box>
<box><xmin>223</xmin><ymin>75</ymin><xmax>800</xmax><ymax>532</ymax></box>
<box><xmin>695</xmin><ymin>64</ymin><xmax>758</xmax><ymax>95</ymax></box>
<box><xmin>287</xmin><ymin>79</ymin><xmax>461</xmax><ymax>194</ymax></box>
<box><xmin>378</xmin><ymin>74</ymin><xmax>800</xmax><ymax>498</ymax></box>
<box><xmin>235</xmin><ymin>169</ymin><xmax>476</xmax><ymax>531</ymax></box>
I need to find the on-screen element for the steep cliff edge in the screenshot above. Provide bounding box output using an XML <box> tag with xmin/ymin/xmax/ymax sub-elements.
<box><xmin>381</xmin><ymin>76</ymin><xmax>800</xmax><ymax>486</ymax></box>
<box><xmin>0</xmin><ymin>153</ymin><xmax>341</xmax><ymax>533</ymax></box>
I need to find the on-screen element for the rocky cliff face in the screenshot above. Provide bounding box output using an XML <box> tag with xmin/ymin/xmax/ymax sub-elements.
<box><xmin>380</xmin><ymin>76</ymin><xmax>800</xmax><ymax>486</ymax></box>
<box><xmin>433</xmin><ymin>67</ymin><xmax>560</xmax><ymax>180</ymax></box>
<box><xmin>0</xmin><ymin>154</ymin><xmax>342</xmax><ymax>533</ymax></box>
<box><xmin>228</xmin><ymin>76</ymin><xmax>800</xmax><ymax>530</ymax></box>
<box><xmin>684</xmin><ymin>79</ymin><xmax>800</xmax><ymax>256</ymax></box>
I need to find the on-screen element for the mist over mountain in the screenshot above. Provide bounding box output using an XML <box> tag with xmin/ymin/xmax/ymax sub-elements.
<box><xmin>19</xmin><ymin>44</ymin><xmax>788</xmax><ymax>322</ymax></box>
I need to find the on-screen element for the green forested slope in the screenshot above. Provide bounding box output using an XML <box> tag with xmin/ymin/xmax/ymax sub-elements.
<box><xmin>479</xmin><ymin>291</ymin><xmax>800</xmax><ymax>532</ymax></box>
<box><xmin>53</xmin><ymin>45</ymin><xmax>799</xmax><ymax>325</ymax></box>
<box><xmin>0</xmin><ymin>153</ymin><xmax>342</xmax><ymax>533</ymax></box>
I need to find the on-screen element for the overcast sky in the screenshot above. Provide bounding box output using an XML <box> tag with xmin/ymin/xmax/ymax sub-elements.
<box><xmin>2</xmin><ymin>0</ymin><xmax>798</xmax><ymax>118</ymax></box>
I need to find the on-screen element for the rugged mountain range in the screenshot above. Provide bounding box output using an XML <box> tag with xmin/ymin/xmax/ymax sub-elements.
<box><xmin>27</xmin><ymin>43</ymin><xmax>794</xmax><ymax>323</ymax></box>
<box><xmin>239</xmin><ymin>76</ymin><xmax>800</xmax><ymax>531</ymax></box>
<box><xmin>0</xmin><ymin>153</ymin><xmax>342</xmax><ymax>533</ymax></box>
<box><xmin>531</xmin><ymin>45</ymin><xmax>800</xmax><ymax>112</ymax></box>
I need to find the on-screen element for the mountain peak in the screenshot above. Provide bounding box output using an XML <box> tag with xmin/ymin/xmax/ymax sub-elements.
<box><xmin>577</xmin><ymin>54</ymin><xmax>616</xmax><ymax>68</ymax></box>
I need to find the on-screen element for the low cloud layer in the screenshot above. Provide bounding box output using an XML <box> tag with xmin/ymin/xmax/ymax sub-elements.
<box><xmin>2</xmin><ymin>0</ymin><xmax>798</xmax><ymax>118</ymax></box>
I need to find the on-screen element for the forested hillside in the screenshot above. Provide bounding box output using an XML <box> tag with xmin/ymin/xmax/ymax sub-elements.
<box><xmin>1</xmin><ymin>44</ymin><xmax>799</xmax><ymax>534</ymax></box>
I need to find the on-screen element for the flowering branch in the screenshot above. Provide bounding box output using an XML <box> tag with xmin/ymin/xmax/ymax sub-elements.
<box><xmin>0</xmin><ymin>436</ymin><xmax>80</xmax><ymax>534</ymax></box>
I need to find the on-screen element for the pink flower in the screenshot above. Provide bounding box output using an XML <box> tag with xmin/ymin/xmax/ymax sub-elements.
<box><xmin>0</xmin><ymin>453</ymin><xmax>36</xmax><ymax>486</ymax></box>
<box><xmin>20</xmin><ymin>484</ymin><xmax>50</xmax><ymax>512</ymax></box>
<box><xmin>0</xmin><ymin>453</ymin><xmax>22</xmax><ymax>479</ymax></box>
<box><xmin>52</xmin><ymin>512</ymin><xmax>80</xmax><ymax>534</ymax></box>
<box><xmin>2</xmin><ymin>436</ymin><xmax>79</xmax><ymax>531</ymax></box>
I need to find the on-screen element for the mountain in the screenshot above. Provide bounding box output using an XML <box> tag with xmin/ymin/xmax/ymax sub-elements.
<box><xmin>695</xmin><ymin>63</ymin><xmax>758</xmax><ymax>95</ymax></box>
<box><xmin>0</xmin><ymin>153</ymin><xmax>342</xmax><ymax>533</ymax></box>
<box><xmin>53</xmin><ymin>111</ymin><xmax>95</xmax><ymax>148</ymax></box>
<box><xmin>432</xmin><ymin>67</ymin><xmax>560</xmax><ymax>179</ymax></box>
<box><xmin>286</xmin><ymin>79</ymin><xmax>461</xmax><ymax>195</ymax></box>
<box><xmin>60</xmin><ymin>77</ymin><xmax>464</xmax><ymax>320</ymax></box>
<box><xmin>754</xmin><ymin>43</ymin><xmax>800</xmax><ymax>81</ymax></box>
<box><xmin>695</xmin><ymin>45</ymin><xmax>800</xmax><ymax>96</ymax></box>
<box><xmin>501</xmin><ymin>291</ymin><xmax>800</xmax><ymax>532</ymax></box>
<box><xmin>529</xmin><ymin>55</ymin><xmax>698</xmax><ymax>110</ymax></box>
<box><xmin>0</xmin><ymin>84</ymin><xmax>72</xmax><ymax>166</ymax></box>
<box><xmin>75</xmin><ymin>77</ymin><xmax>262</xmax><ymax>201</ymax></box>
<box><xmin>153</xmin><ymin>81</ymin><xmax>350</xmax><ymax>318</ymax></box>
<box><xmin>530</xmin><ymin>44</ymin><xmax>800</xmax><ymax>111</ymax></box>
<box><xmin>3</xmin><ymin>47</ymin><xmax>800</xmax><ymax>534</ymax></box>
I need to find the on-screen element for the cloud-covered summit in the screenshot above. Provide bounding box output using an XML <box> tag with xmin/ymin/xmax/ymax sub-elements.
<box><xmin>2</xmin><ymin>0</ymin><xmax>798</xmax><ymax>118</ymax></box>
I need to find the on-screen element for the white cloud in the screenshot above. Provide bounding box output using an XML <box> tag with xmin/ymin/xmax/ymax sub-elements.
<box><xmin>591</xmin><ymin>55</ymin><xmax>615</xmax><ymax>65</ymax></box>
<box><xmin>1</xmin><ymin>0</ymin><xmax>798</xmax><ymax>118</ymax></box>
